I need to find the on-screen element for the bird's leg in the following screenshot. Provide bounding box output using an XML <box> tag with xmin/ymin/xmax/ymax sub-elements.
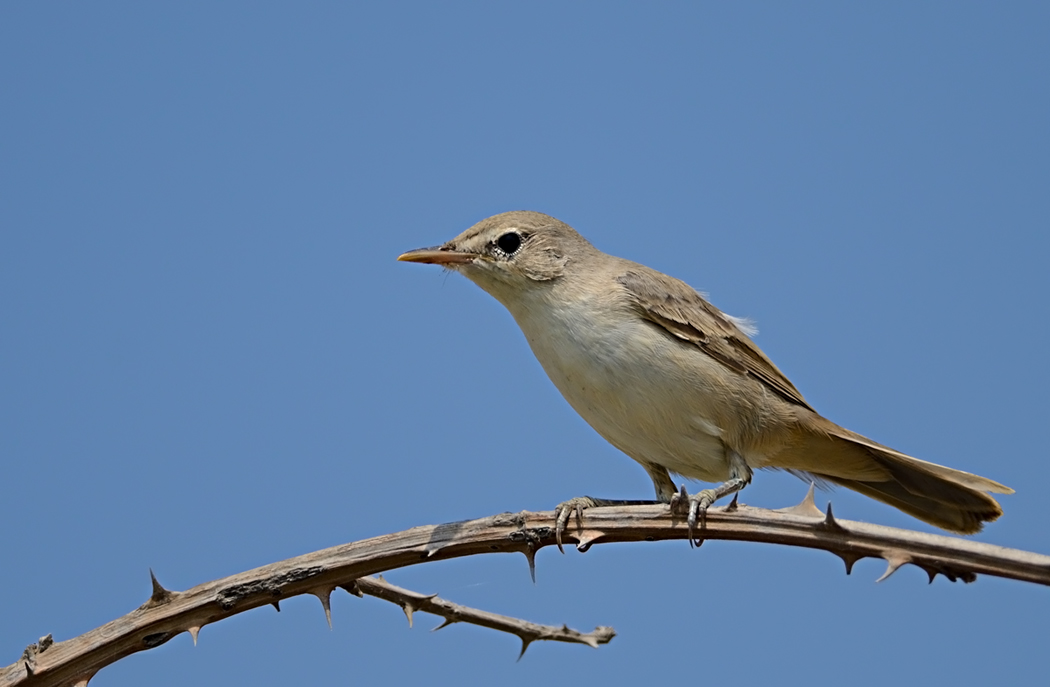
<box><xmin>553</xmin><ymin>464</ymin><xmax>673</xmax><ymax>553</ymax></box>
<box><xmin>670</xmin><ymin>452</ymin><xmax>752</xmax><ymax>546</ymax></box>
<box><xmin>645</xmin><ymin>462</ymin><xmax>679</xmax><ymax>502</ymax></box>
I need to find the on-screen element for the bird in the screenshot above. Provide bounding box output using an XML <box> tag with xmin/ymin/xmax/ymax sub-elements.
<box><xmin>398</xmin><ymin>210</ymin><xmax>1012</xmax><ymax>541</ymax></box>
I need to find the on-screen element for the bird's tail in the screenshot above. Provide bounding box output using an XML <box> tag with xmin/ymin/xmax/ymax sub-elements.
<box><xmin>771</xmin><ymin>419</ymin><xmax>1013</xmax><ymax>534</ymax></box>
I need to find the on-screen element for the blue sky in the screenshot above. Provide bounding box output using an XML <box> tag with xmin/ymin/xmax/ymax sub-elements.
<box><xmin>2</xmin><ymin>3</ymin><xmax>1048</xmax><ymax>685</ymax></box>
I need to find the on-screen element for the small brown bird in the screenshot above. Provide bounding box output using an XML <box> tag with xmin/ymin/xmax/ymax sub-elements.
<box><xmin>399</xmin><ymin>211</ymin><xmax>1012</xmax><ymax>537</ymax></box>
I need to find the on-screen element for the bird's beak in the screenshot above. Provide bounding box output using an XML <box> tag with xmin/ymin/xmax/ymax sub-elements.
<box><xmin>397</xmin><ymin>246</ymin><xmax>478</xmax><ymax>265</ymax></box>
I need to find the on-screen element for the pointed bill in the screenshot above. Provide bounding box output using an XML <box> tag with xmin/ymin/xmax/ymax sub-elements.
<box><xmin>397</xmin><ymin>246</ymin><xmax>477</xmax><ymax>265</ymax></box>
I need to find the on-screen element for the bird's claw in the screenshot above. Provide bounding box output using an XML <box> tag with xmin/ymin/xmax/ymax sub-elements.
<box><xmin>554</xmin><ymin>497</ymin><xmax>598</xmax><ymax>554</ymax></box>
<box><xmin>670</xmin><ymin>485</ymin><xmax>718</xmax><ymax>547</ymax></box>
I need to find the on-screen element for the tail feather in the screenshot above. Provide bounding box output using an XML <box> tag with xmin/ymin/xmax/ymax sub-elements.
<box><xmin>771</xmin><ymin>417</ymin><xmax>1011</xmax><ymax>534</ymax></box>
<box><xmin>819</xmin><ymin>474</ymin><xmax>1001</xmax><ymax>534</ymax></box>
<box><xmin>828</xmin><ymin>425</ymin><xmax>1014</xmax><ymax>496</ymax></box>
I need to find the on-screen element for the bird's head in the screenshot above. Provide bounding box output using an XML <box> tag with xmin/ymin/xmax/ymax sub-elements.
<box><xmin>398</xmin><ymin>211</ymin><xmax>595</xmax><ymax>305</ymax></box>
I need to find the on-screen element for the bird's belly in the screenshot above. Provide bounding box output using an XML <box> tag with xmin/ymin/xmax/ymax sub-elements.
<box><xmin>516</xmin><ymin>307</ymin><xmax>735</xmax><ymax>483</ymax></box>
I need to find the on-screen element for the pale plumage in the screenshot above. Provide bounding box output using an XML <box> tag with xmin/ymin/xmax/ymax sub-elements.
<box><xmin>400</xmin><ymin>210</ymin><xmax>1012</xmax><ymax>534</ymax></box>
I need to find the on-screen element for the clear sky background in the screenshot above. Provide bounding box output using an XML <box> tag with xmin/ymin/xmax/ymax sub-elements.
<box><xmin>2</xmin><ymin>3</ymin><xmax>1048</xmax><ymax>686</ymax></box>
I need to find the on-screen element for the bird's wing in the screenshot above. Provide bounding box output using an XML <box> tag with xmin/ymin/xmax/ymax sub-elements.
<box><xmin>616</xmin><ymin>268</ymin><xmax>813</xmax><ymax>410</ymax></box>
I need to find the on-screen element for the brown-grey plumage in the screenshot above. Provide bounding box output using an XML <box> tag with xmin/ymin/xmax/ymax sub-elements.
<box><xmin>399</xmin><ymin>210</ymin><xmax>1012</xmax><ymax>535</ymax></box>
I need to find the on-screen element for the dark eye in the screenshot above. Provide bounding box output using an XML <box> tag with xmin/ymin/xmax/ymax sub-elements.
<box><xmin>496</xmin><ymin>232</ymin><xmax>522</xmax><ymax>255</ymax></box>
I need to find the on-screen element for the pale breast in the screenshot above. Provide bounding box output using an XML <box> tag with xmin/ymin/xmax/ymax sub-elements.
<box><xmin>510</xmin><ymin>294</ymin><xmax>737</xmax><ymax>483</ymax></box>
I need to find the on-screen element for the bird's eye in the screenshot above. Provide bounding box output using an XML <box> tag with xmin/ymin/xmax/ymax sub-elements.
<box><xmin>496</xmin><ymin>232</ymin><xmax>523</xmax><ymax>255</ymax></box>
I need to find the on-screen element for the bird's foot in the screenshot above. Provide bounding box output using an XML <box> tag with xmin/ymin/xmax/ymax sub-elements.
<box><xmin>553</xmin><ymin>496</ymin><xmax>657</xmax><ymax>553</ymax></box>
<box><xmin>670</xmin><ymin>478</ymin><xmax>748</xmax><ymax>547</ymax></box>
<box><xmin>670</xmin><ymin>486</ymin><xmax>716</xmax><ymax>547</ymax></box>
<box><xmin>554</xmin><ymin>497</ymin><xmax>600</xmax><ymax>554</ymax></box>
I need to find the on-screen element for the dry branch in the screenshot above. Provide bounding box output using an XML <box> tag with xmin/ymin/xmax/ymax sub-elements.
<box><xmin>6</xmin><ymin>489</ymin><xmax>1050</xmax><ymax>687</ymax></box>
<box><xmin>349</xmin><ymin>575</ymin><xmax>615</xmax><ymax>659</ymax></box>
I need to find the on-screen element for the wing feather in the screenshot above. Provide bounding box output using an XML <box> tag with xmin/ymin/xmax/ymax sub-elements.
<box><xmin>615</xmin><ymin>269</ymin><xmax>813</xmax><ymax>411</ymax></box>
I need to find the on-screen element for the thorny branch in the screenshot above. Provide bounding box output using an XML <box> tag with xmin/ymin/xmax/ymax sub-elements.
<box><xmin>349</xmin><ymin>575</ymin><xmax>615</xmax><ymax>659</ymax></box>
<box><xmin>5</xmin><ymin>487</ymin><xmax>1050</xmax><ymax>687</ymax></box>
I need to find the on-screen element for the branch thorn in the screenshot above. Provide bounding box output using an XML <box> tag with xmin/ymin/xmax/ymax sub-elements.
<box><xmin>876</xmin><ymin>554</ymin><xmax>911</xmax><ymax>583</ymax></box>
<box><xmin>776</xmin><ymin>483</ymin><xmax>822</xmax><ymax>517</ymax></box>
<box><xmin>432</xmin><ymin>617</ymin><xmax>457</xmax><ymax>632</ymax></box>
<box><xmin>581</xmin><ymin>632</ymin><xmax>602</xmax><ymax>649</ymax></box>
<box><xmin>271</xmin><ymin>600</ymin><xmax>281</xmax><ymax>612</ymax></box>
<box><xmin>838</xmin><ymin>552</ymin><xmax>863</xmax><ymax>575</ymax></box>
<box><xmin>522</xmin><ymin>545</ymin><xmax>537</xmax><ymax>584</ymax></box>
<box><xmin>187</xmin><ymin>626</ymin><xmax>200</xmax><ymax>646</ymax></box>
<box><xmin>517</xmin><ymin>635</ymin><xmax>534</xmax><ymax>662</ymax></box>
<box><xmin>147</xmin><ymin>568</ymin><xmax>174</xmax><ymax>606</ymax></box>
<box><xmin>312</xmin><ymin>586</ymin><xmax>335</xmax><ymax>629</ymax></box>
<box><xmin>575</xmin><ymin>530</ymin><xmax>604</xmax><ymax>553</ymax></box>
<box><xmin>340</xmin><ymin>580</ymin><xmax>364</xmax><ymax>598</ymax></box>
<box><xmin>822</xmin><ymin>502</ymin><xmax>845</xmax><ymax>532</ymax></box>
<box><xmin>402</xmin><ymin>603</ymin><xmax>416</xmax><ymax>628</ymax></box>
